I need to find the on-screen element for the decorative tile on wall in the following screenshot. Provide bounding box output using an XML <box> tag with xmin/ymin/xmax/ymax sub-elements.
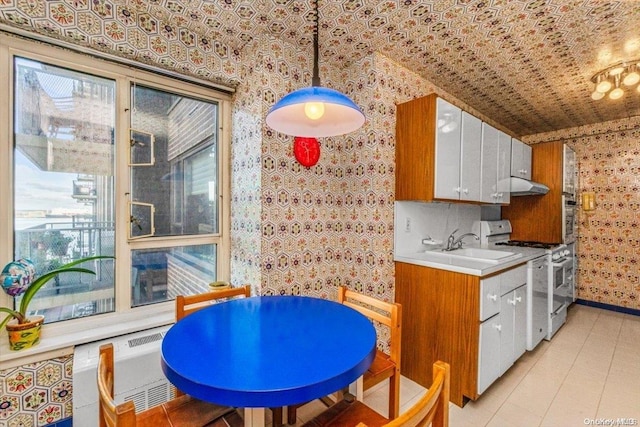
<box><xmin>0</xmin><ymin>355</ymin><xmax>73</xmax><ymax>427</ymax></box>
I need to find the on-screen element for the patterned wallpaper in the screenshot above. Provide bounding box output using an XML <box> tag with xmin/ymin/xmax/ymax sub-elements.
<box><xmin>1</xmin><ymin>2</ymin><xmax>639</xmax><ymax>426</ymax></box>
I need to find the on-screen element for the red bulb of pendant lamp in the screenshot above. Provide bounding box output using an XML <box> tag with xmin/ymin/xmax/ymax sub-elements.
<box><xmin>293</xmin><ymin>137</ymin><xmax>321</xmax><ymax>167</ymax></box>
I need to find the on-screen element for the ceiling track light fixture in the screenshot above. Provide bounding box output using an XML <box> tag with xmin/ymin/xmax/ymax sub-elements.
<box><xmin>265</xmin><ymin>0</ymin><xmax>365</xmax><ymax>137</ymax></box>
<box><xmin>591</xmin><ymin>59</ymin><xmax>640</xmax><ymax>100</ymax></box>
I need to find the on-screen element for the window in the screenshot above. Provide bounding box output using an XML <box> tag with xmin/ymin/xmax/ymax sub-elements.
<box><xmin>0</xmin><ymin>35</ymin><xmax>231</xmax><ymax>351</ymax></box>
<box><xmin>13</xmin><ymin>57</ymin><xmax>116</xmax><ymax>321</ymax></box>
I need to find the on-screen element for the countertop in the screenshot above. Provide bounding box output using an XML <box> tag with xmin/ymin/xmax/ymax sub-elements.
<box><xmin>394</xmin><ymin>244</ymin><xmax>547</xmax><ymax>277</ymax></box>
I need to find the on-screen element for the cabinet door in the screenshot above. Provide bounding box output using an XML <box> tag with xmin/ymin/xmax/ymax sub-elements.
<box><xmin>521</xmin><ymin>143</ymin><xmax>532</xmax><ymax>180</ymax></box>
<box><xmin>459</xmin><ymin>111</ymin><xmax>482</xmax><ymax>201</ymax></box>
<box><xmin>511</xmin><ymin>139</ymin><xmax>532</xmax><ymax>180</ymax></box>
<box><xmin>434</xmin><ymin>98</ymin><xmax>462</xmax><ymax>200</ymax></box>
<box><xmin>496</xmin><ymin>130</ymin><xmax>511</xmax><ymax>204</ymax></box>
<box><xmin>514</xmin><ymin>285</ymin><xmax>527</xmax><ymax>360</ymax></box>
<box><xmin>499</xmin><ymin>293</ymin><xmax>515</xmax><ymax>376</ymax></box>
<box><xmin>479</xmin><ymin>123</ymin><xmax>499</xmax><ymax>203</ymax></box>
<box><xmin>478</xmin><ymin>316</ymin><xmax>501</xmax><ymax>395</ymax></box>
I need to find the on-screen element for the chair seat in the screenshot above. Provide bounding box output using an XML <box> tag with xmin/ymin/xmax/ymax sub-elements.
<box><xmin>363</xmin><ymin>350</ymin><xmax>395</xmax><ymax>389</ymax></box>
<box><xmin>135</xmin><ymin>395</ymin><xmax>242</xmax><ymax>427</ymax></box>
<box><xmin>302</xmin><ymin>394</ymin><xmax>389</xmax><ymax>427</ymax></box>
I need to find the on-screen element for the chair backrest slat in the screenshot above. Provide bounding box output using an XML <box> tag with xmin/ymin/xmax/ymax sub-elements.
<box><xmin>383</xmin><ymin>361</ymin><xmax>450</xmax><ymax>427</ymax></box>
<box><xmin>176</xmin><ymin>284</ymin><xmax>251</xmax><ymax>320</ymax></box>
<box><xmin>338</xmin><ymin>286</ymin><xmax>402</xmax><ymax>364</ymax></box>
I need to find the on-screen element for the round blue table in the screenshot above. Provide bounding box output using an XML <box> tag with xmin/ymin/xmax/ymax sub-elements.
<box><xmin>161</xmin><ymin>295</ymin><xmax>377</xmax><ymax>426</ymax></box>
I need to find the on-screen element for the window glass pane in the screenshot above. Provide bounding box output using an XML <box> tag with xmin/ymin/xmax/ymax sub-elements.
<box><xmin>131</xmin><ymin>244</ymin><xmax>216</xmax><ymax>307</ymax></box>
<box><xmin>130</xmin><ymin>85</ymin><xmax>219</xmax><ymax>237</ymax></box>
<box><xmin>13</xmin><ymin>57</ymin><xmax>116</xmax><ymax>323</ymax></box>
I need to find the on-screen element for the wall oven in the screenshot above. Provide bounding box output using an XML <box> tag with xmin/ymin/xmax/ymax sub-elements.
<box><xmin>548</xmin><ymin>246</ymin><xmax>572</xmax><ymax>339</ymax></box>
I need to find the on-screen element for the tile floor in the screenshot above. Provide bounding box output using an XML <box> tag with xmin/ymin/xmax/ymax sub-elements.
<box><xmin>284</xmin><ymin>303</ymin><xmax>640</xmax><ymax>426</ymax></box>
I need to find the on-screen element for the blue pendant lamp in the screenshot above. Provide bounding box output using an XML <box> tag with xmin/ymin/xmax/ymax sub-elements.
<box><xmin>265</xmin><ymin>1</ymin><xmax>365</xmax><ymax>138</ymax></box>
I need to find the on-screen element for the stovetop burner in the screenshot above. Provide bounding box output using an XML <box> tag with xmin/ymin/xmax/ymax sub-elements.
<box><xmin>495</xmin><ymin>240</ymin><xmax>562</xmax><ymax>250</ymax></box>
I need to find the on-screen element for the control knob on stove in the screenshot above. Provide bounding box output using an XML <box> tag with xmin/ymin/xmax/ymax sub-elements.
<box><xmin>552</xmin><ymin>253</ymin><xmax>561</xmax><ymax>260</ymax></box>
<box><xmin>562</xmin><ymin>249</ymin><xmax>570</xmax><ymax>257</ymax></box>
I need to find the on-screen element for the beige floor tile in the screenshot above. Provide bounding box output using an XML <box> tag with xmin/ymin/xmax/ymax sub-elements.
<box><xmin>449</xmin><ymin>399</ymin><xmax>495</xmax><ymax>427</ymax></box>
<box><xmin>485</xmin><ymin>401</ymin><xmax>543</xmax><ymax>427</ymax></box>
<box><xmin>505</xmin><ymin>371</ymin><xmax>563</xmax><ymax>416</ymax></box>
<box><xmin>596</xmin><ymin>393</ymin><xmax>640</xmax><ymax>421</ymax></box>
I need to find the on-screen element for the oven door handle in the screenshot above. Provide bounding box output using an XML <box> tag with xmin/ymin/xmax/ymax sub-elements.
<box><xmin>551</xmin><ymin>303</ymin><xmax>567</xmax><ymax>317</ymax></box>
<box><xmin>552</xmin><ymin>258</ymin><xmax>573</xmax><ymax>268</ymax></box>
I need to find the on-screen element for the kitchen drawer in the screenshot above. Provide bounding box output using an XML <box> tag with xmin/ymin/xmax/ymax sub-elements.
<box><xmin>480</xmin><ymin>275</ymin><xmax>501</xmax><ymax>321</ymax></box>
<box><xmin>499</xmin><ymin>264</ymin><xmax>527</xmax><ymax>295</ymax></box>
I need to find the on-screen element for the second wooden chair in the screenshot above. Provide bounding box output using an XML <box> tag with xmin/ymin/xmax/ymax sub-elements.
<box><xmin>302</xmin><ymin>360</ymin><xmax>450</xmax><ymax>427</ymax></box>
<box><xmin>288</xmin><ymin>285</ymin><xmax>402</xmax><ymax>424</ymax></box>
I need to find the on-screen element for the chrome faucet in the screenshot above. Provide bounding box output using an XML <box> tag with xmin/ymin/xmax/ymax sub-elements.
<box><xmin>445</xmin><ymin>229</ymin><xmax>479</xmax><ymax>251</ymax></box>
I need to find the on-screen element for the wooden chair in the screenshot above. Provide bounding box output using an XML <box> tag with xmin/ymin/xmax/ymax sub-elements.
<box><xmin>302</xmin><ymin>361</ymin><xmax>450</xmax><ymax>427</ymax></box>
<box><xmin>98</xmin><ymin>343</ymin><xmax>243</xmax><ymax>427</ymax></box>
<box><xmin>175</xmin><ymin>284</ymin><xmax>284</xmax><ymax>427</ymax></box>
<box><xmin>175</xmin><ymin>284</ymin><xmax>252</xmax><ymax>320</ymax></box>
<box><xmin>288</xmin><ymin>286</ymin><xmax>402</xmax><ymax>424</ymax></box>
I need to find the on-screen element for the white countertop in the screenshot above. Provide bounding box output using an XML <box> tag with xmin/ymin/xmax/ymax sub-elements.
<box><xmin>394</xmin><ymin>245</ymin><xmax>547</xmax><ymax>277</ymax></box>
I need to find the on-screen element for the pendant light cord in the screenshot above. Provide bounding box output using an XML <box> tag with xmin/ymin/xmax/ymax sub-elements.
<box><xmin>312</xmin><ymin>0</ymin><xmax>320</xmax><ymax>87</ymax></box>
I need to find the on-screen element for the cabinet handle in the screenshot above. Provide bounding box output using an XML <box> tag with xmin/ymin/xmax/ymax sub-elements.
<box><xmin>454</xmin><ymin>187</ymin><xmax>461</xmax><ymax>193</ymax></box>
<box><xmin>488</xmin><ymin>294</ymin><xmax>497</xmax><ymax>301</ymax></box>
<box><xmin>508</xmin><ymin>298</ymin><xmax>516</xmax><ymax>306</ymax></box>
<box><xmin>462</xmin><ymin>188</ymin><xmax>469</xmax><ymax>194</ymax></box>
<box><xmin>493</xmin><ymin>324</ymin><xmax>502</xmax><ymax>332</ymax></box>
<box><xmin>515</xmin><ymin>296</ymin><xmax>522</xmax><ymax>303</ymax></box>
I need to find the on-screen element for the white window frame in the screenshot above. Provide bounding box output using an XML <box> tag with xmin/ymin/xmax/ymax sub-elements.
<box><xmin>0</xmin><ymin>34</ymin><xmax>232</xmax><ymax>365</ymax></box>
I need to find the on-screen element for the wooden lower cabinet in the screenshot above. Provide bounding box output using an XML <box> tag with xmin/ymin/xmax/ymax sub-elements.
<box><xmin>395</xmin><ymin>262</ymin><xmax>481</xmax><ymax>407</ymax></box>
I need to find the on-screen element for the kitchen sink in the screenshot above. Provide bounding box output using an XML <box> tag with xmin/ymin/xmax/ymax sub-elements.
<box><xmin>424</xmin><ymin>248</ymin><xmax>523</xmax><ymax>264</ymax></box>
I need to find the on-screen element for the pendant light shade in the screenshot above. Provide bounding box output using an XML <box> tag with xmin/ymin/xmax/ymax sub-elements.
<box><xmin>266</xmin><ymin>86</ymin><xmax>365</xmax><ymax>137</ymax></box>
<box><xmin>265</xmin><ymin>0</ymin><xmax>365</xmax><ymax>138</ymax></box>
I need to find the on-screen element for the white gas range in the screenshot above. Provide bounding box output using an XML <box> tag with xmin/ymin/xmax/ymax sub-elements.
<box><xmin>474</xmin><ymin>220</ymin><xmax>571</xmax><ymax>347</ymax></box>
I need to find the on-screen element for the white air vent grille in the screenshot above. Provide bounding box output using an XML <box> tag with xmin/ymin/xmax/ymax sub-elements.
<box><xmin>124</xmin><ymin>391</ymin><xmax>147</xmax><ymax>413</ymax></box>
<box><xmin>128</xmin><ymin>332</ymin><xmax>164</xmax><ymax>348</ymax></box>
<box><xmin>73</xmin><ymin>325</ymin><xmax>172</xmax><ymax>426</ymax></box>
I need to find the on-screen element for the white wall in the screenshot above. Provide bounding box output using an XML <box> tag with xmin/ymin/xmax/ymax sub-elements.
<box><xmin>394</xmin><ymin>201</ymin><xmax>482</xmax><ymax>257</ymax></box>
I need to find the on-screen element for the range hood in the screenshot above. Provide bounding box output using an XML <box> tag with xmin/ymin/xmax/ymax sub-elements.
<box><xmin>510</xmin><ymin>177</ymin><xmax>549</xmax><ymax>196</ymax></box>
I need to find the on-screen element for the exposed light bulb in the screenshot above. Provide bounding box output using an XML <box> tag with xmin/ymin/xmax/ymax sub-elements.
<box><xmin>596</xmin><ymin>78</ymin><xmax>612</xmax><ymax>93</ymax></box>
<box><xmin>609</xmin><ymin>66</ymin><xmax>625</xmax><ymax>76</ymax></box>
<box><xmin>304</xmin><ymin>102</ymin><xmax>325</xmax><ymax>120</ymax></box>
<box><xmin>609</xmin><ymin>87</ymin><xmax>624</xmax><ymax>99</ymax></box>
<box><xmin>623</xmin><ymin>71</ymin><xmax>640</xmax><ymax>86</ymax></box>
<box><xmin>591</xmin><ymin>90</ymin><xmax>605</xmax><ymax>100</ymax></box>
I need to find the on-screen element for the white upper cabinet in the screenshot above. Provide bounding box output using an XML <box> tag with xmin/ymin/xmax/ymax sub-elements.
<box><xmin>497</xmin><ymin>130</ymin><xmax>511</xmax><ymax>204</ymax></box>
<box><xmin>480</xmin><ymin>124</ymin><xmax>511</xmax><ymax>204</ymax></box>
<box><xmin>511</xmin><ymin>138</ymin><xmax>532</xmax><ymax>180</ymax></box>
<box><xmin>459</xmin><ymin>111</ymin><xmax>482</xmax><ymax>201</ymax></box>
<box><xmin>433</xmin><ymin>98</ymin><xmax>463</xmax><ymax>200</ymax></box>
<box><xmin>434</xmin><ymin>99</ymin><xmax>481</xmax><ymax>201</ymax></box>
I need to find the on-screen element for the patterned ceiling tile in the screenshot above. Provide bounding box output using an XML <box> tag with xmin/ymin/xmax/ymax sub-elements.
<box><xmin>1</xmin><ymin>0</ymin><xmax>640</xmax><ymax>135</ymax></box>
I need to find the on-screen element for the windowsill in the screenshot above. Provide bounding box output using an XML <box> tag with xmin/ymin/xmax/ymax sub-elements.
<box><xmin>0</xmin><ymin>306</ymin><xmax>175</xmax><ymax>369</ymax></box>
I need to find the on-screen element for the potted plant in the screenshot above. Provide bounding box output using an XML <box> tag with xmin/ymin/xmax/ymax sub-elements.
<box><xmin>0</xmin><ymin>255</ymin><xmax>112</xmax><ymax>351</ymax></box>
